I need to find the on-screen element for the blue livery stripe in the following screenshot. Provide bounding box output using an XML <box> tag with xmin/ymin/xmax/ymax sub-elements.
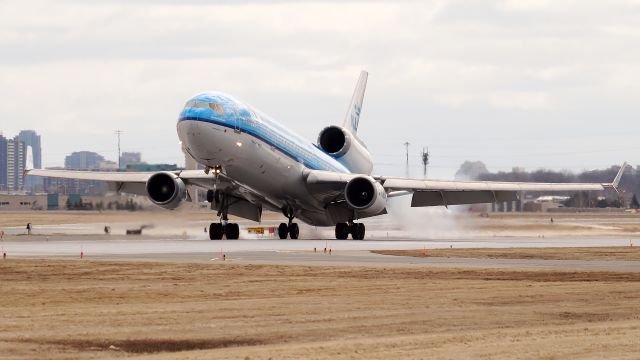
<box><xmin>179</xmin><ymin>116</ymin><xmax>348</xmax><ymax>173</ymax></box>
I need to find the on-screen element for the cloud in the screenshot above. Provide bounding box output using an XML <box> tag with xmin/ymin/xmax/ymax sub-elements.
<box><xmin>0</xmin><ymin>0</ymin><xmax>639</xmax><ymax>175</ymax></box>
<box><xmin>489</xmin><ymin>91</ymin><xmax>550</xmax><ymax>110</ymax></box>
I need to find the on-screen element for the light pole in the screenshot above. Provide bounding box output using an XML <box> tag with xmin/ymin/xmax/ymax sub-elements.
<box><xmin>421</xmin><ymin>147</ymin><xmax>430</xmax><ymax>179</ymax></box>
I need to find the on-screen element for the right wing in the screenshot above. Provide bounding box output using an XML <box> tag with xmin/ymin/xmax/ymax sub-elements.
<box><xmin>26</xmin><ymin>168</ymin><xmax>281</xmax><ymax>220</ymax></box>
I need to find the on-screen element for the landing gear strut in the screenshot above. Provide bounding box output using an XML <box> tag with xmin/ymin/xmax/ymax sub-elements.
<box><xmin>278</xmin><ymin>207</ymin><xmax>300</xmax><ymax>239</ymax></box>
<box><xmin>335</xmin><ymin>221</ymin><xmax>365</xmax><ymax>240</ymax></box>
<box><xmin>207</xmin><ymin>190</ymin><xmax>240</xmax><ymax>240</ymax></box>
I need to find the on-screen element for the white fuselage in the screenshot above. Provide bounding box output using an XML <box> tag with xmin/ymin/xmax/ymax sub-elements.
<box><xmin>176</xmin><ymin>91</ymin><xmax>353</xmax><ymax>226</ymax></box>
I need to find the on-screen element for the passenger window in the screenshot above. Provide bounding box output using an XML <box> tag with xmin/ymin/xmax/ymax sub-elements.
<box><xmin>209</xmin><ymin>102</ymin><xmax>225</xmax><ymax>115</ymax></box>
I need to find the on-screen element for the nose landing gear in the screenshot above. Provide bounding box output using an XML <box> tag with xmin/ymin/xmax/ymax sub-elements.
<box><xmin>207</xmin><ymin>190</ymin><xmax>240</xmax><ymax>240</ymax></box>
<box><xmin>278</xmin><ymin>207</ymin><xmax>300</xmax><ymax>239</ymax></box>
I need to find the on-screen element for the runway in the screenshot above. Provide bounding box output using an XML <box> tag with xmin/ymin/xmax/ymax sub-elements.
<box><xmin>2</xmin><ymin>234</ymin><xmax>638</xmax><ymax>271</ymax></box>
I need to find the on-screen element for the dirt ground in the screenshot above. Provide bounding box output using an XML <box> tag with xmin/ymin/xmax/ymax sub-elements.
<box><xmin>374</xmin><ymin>246</ymin><xmax>640</xmax><ymax>261</ymax></box>
<box><xmin>1</xmin><ymin>259</ymin><xmax>639</xmax><ymax>359</ymax></box>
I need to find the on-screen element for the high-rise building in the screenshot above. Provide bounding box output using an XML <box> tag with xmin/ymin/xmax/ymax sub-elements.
<box><xmin>2</xmin><ymin>138</ymin><xmax>26</xmax><ymax>192</ymax></box>
<box><xmin>120</xmin><ymin>152</ymin><xmax>141</xmax><ymax>169</ymax></box>
<box><xmin>64</xmin><ymin>151</ymin><xmax>105</xmax><ymax>170</ymax></box>
<box><xmin>0</xmin><ymin>135</ymin><xmax>7</xmax><ymax>191</ymax></box>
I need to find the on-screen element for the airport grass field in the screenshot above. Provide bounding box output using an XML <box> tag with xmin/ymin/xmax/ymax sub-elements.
<box><xmin>1</xmin><ymin>211</ymin><xmax>640</xmax><ymax>359</ymax></box>
<box><xmin>1</xmin><ymin>259</ymin><xmax>639</xmax><ymax>359</ymax></box>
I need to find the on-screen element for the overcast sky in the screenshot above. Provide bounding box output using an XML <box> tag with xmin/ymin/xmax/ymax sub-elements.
<box><xmin>1</xmin><ymin>0</ymin><xmax>639</xmax><ymax>178</ymax></box>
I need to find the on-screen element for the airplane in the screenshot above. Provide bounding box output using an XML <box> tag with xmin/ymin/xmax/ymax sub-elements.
<box><xmin>27</xmin><ymin>71</ymin><xmax>628</xmax><ymax>240</ymax></box>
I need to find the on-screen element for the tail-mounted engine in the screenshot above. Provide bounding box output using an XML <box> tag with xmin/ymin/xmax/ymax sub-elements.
<box><xmin>145</xmin><ymin>172</ymin><xmax>186</xmax><ymax>210</ymax></box>
<box><xmin>344</xmin><ymin>176</ymin><xmax>386</xmax><ymax>216</ymax></box>
<box><xmin>318</xmin><ymin>126</ymin><xmax>373</xmax><ymax>174</ymax></box>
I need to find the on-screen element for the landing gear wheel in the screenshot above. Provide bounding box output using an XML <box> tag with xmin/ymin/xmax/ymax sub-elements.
<box><xmin>209</xmin><ymin>223</ymin><xmax>223</xmax><ymax>240</ymax></box>
<box><xmin>225</xmin><ymin>223</ymin><xmax>240</xmax><ymax>240</ymax></box>
<box><xmin>335</xmin><ymin>223</ymin><xmax>349</xmax><ymax>240</ymax></box>
<box><xmin>351</xmin><ymin>223</ymin><xmax>366</xmax><ymax>240</ymax></box>
<box><xmin>278</xmin><ymin>223</ymin><xmax>288</xmax><ymax>239</ymax></box>
<box><xmin>289</xmin><ymin>223</ymin><xmax>299</xmax><ymax>239</ymax></box>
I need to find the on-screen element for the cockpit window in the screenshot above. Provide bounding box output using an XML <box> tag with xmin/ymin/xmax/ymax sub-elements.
<box><xmin>185</xmin><ymin>100</ymin><xmax>225</xmax><ymax>115</ymax></box>
<box><xmin>209</xmin><ymin>102</ymin><xmax>224</xmax><ymax>115</ymax></box>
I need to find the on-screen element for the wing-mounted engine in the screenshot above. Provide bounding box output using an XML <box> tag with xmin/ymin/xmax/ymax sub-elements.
<box><xmin>317</xmin><ymin>126</ymin><xmax>373</xmax><ymax>174</ymax></box>
<box><xmin>344</xmin><ymin>176</ymin><xmax>386</xmax><ymax>217</ymax></box>
<box><xmin>145</xmin><ymin>172</ymin><xmax>186</xmax><ymax>210</ymax></box>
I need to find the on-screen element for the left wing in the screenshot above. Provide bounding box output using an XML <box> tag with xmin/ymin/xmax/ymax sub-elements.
<box><xmin>305</xmin><ymin>162</ymin><xmax>627</xmax><ymax>207</ymax></box>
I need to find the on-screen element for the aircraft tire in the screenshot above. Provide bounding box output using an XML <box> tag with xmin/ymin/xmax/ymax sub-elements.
<box><xmin>278</xmin><ymin>223</ymin><xmax>288</xmax><ymax>239</ymax></box>
<box><xmin>209</xmin><ymin>223</ymin><xmax>224</xmax><ymax>240</ymax></box>
<box><xmin>226</xmin><ymin>223</ymin><xmax>240</xmax><ymax>240</ymax></box>
<box><xmin>351</xmin><ymin>223</ymin><xmax>365</xmax><ymax>240</ymax></box>
<box><xmin>289</xmin><ymin>223</ymin><xmax>299</xmax><ymax>239</ymax></box>
<box><xmin>335</xmin><ymin>223</ymin><xmax>349</xmax><ymax>240</ymax></box>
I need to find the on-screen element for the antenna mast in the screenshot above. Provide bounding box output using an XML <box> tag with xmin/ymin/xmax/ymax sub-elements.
<box><xmin>115</xmin><ymin>130</ymin><xmax>123</xmax><ymax>169</ymax></box>
<box><xmin>403</xmin><ymin>142</ymin><xmax>410</xmax><ymax>178</ymax></box>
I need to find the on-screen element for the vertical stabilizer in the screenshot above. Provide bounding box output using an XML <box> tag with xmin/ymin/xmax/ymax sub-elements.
<box><xmin>342</xmin><ymin>71</ymin><xmax>368</xmax><ymax>134</ymax></box>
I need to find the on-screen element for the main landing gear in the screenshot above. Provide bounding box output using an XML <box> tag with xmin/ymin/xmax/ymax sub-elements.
<box><xmin>335</xmin><ymin>221</ymin><xmax>365</xmax><ymax>240</ymax></box>
<box><xmin>207</xmin><ymin>190</ymin><xmax>240</xmax><ymax>240</ymax></box>
<box><xmin>208</xmin><ymin>222</ymin><xmax>239</xmax><ymax>240</ymax></box>
<box><xmin>278</xmin><ymin>208</ymin><xmax>300</xmax><ymax>239</ymax></box>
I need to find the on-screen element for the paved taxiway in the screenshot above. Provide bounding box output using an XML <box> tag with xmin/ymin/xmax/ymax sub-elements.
<box><xmin>2</xmin><ymin>235</ymin><xmax>638</xmax><ymax>271</ymax></box>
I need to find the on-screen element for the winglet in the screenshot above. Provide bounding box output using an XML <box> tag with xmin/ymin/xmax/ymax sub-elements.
<box><xmin>612</xmin><ymin>162</ymin><xmax>628</xmax><ymax>188</ymax></box>
<box><xmin>342</xmin><ymin>70</ymin><xmax>368</xmax><ymax>134</ymax></box>
<box><xmin>25</xmin><ymin>146</ymin><xmax>34</xmax><ymax>171</ymax></box>
<box><xmin>603</xmin><ymin>162</ymin><xmax>629</xmax><ymax>194</ymax></box>
<box><xmin>23</xmin><ymin>146</ymin><xmax>34</xmax><ymax>180</ymax></box>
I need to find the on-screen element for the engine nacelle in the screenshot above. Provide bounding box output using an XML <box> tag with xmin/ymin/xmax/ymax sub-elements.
<box><xmin>318</xmin><ymin>126</ymin><xmax>373</xmax><ymax>174</ymax></box>
<box><xmin>344</xmin><ymin>176</ymin><xmax>387</xmax><ymax>216</ymax></box>
<box><xmin>145</xmin><ymin>172</ymin><xmax>186</xmax><ymax>210</ymax></box>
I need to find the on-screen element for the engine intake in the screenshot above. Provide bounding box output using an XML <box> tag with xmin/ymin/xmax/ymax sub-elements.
<box><xmin>344</xmin><ymin>176</ymin><xmax>387</xmax><ymax>215</ymax></box>
<box><xmin>145</xmin><ymin>172</ymin><xmax>186</xmax><ymax>210</ymax></box>
<box><xmin>317</xmin><ymin>126</ymin><xmax>373</xmax><ymax>174</ymax></box>
<box><xmin>318</xmin><ymin>126</ymin><xmax>347</xmax><ymax>155</ymax></box>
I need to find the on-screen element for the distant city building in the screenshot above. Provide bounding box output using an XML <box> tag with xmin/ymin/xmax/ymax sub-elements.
<box><xmin>0</xmin><ymin>134</ymin><xmax>27</xmax><ymax>192</ymax></box>
<box><xmin>0</xmin><ymin>135</ymin><xmax>7</xmax><ymax>191</ymax></box>
<box><xmin>64</xmin><ymin>151</ymin><xmax>105</xmax><ymax>170</ymax></box>
<box><xmin>120</xmin><ymin>152</ymin><xmax>142</xmax><ymax>169</ymax></box>
<box><xmin>98</xmin><ymin>160</ymin><xmax>118</xmax><ymax>170</ymax></box>
<box><xmin>7</xmin><ymin>138</ymin><xmax>26</xmax><ymax>191</ymax></box>
<box><xmin>59</xmin><ymin>151</ymin><xmax>112</xmax><ymax>194</ymax></box>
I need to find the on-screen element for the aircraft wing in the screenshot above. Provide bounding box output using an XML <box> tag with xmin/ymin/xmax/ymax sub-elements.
<box><xmin>26</xmin><ymin>168</ymin><xmax>280</xmax><ymax>216</ymax></box>
<box><xmin>25</xmin><ymin>168</ymin><xmax>235</xmax><ymax>197</ymax></box>
<box><xmin>305</xmin><ymin>162</ymin><xmax>627</xmax><ymax>207</ymax></box>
